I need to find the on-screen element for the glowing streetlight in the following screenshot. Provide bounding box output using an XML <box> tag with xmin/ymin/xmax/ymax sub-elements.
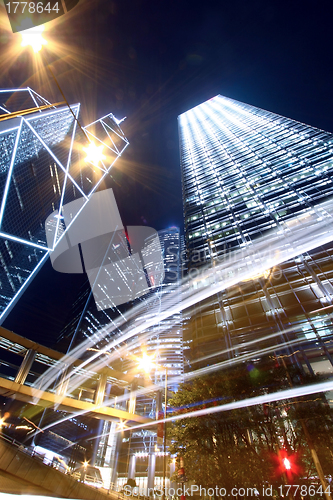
<box><xmin>20</xmin><ymin>25</ymin><xmax>47</xmax><ymax>53</ymax></box>
<box><xmin>137</xmin><ymin>352</ymin><xmax>156</xmax><ymax>374</ymax></box>
<box><xmin>83</xmin><ymin>460</ymin><xmax>89</xmax><ymax>468</ymax></box>
<box><xmin>83</xmin><ymin>142</ymin><xmax>106</xmax><ymax>167</ymax></box>
<box><xmin>117</xmin><ymin>420</ymin><xmax>127</xmax><ymax>431</ymax></box>
<box><xmin>19</xmin><ymin>27</ymin><xmax>90</xmax><ymax>145</ymax></box>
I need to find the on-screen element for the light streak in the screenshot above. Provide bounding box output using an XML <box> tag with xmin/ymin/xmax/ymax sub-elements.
<box><xmin>31</xmin><ymin>196</ymin><xmax>333</xmax><ymax>421</ymax></box>
<box><xmin>34</xmin><ymin>319</ymin><xmax>332</xmax><ymax>437</ymax></box>
<box><xmin>122</xmin><ymin>378</ymin><xmax>333</xmax><ymax>435</ymax></box>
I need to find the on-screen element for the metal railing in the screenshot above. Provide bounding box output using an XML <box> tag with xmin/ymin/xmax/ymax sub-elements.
<box><xmin>0</xmin><ymin>432</ymin><xmax>136</xmax><ymax>499</ymax></box>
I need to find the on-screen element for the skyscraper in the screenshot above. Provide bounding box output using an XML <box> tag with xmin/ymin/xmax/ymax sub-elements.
<box><xmin>0</xmin><ymin>88</ymin><xmax>128</xmax><ymax>322</ymax></box>
<box><xmin>89</xmin><ymin>227</ymin><xmax>184</xmax><ymax>491</ymax></box>
<box><xmin>179</xmin><ymin>95</ymin><xmax>333</xmax><ymax>370</ymax></box>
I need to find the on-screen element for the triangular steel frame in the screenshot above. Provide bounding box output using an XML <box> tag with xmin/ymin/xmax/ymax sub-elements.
<box><xmin>0</xmin><ymin>89</ymin><xmax>129</xmax><ymax>323</ymax></box>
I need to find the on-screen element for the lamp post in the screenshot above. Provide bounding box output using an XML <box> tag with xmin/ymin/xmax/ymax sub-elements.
<box><xmin>137</xmin><ymin>353</ymin><xmax>169</xmax><ymax>499</ymax></box>
<box><xmin>19</xmin><ymin>26</ymin><xmax>106</xmax><ymax>169</ymax></box>
<box><xmin>162</xmin><ymin>367</ymin><xmax>168</xmax><ymax>500</ymax></box>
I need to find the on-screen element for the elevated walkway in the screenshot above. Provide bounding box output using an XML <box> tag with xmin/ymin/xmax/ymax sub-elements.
<box><xmin>0</xmin><ymin>375</ymin><xmax>150</xmax><ymax>424</ymax></box>
<box><xmin>0</xmin><ymin>326</ymin><xmax>154</xmax><ymax>425</ymax></box>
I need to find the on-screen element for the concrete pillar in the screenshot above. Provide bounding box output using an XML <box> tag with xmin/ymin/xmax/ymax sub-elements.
<box><xmin>156</xmin><ymin>391</ymin><xmax>162</xmax><ymax>416</ymax></box>
<box><xmin>110</xmin><ymin>430</ymin><xmax>122</xmax><ymax>489</ymax></box>
<box><xmin>92</xmin><ymin>383</ymin><xmax>112</xmax><ymax>467</ymax></box>
<box><xmin>15</xmin><ymin>349</ymin><xmax>36</xmax><ymax>385</ymax></box>
<box><xmin>147</xmin><ymin>453</ymin><xmax>156</xmax><ymax>492</ymax></box>
<box><xmin>128</xmin><ymin>454</ymin><xmax>136</xmax><ymax>480</ymax></box>
<box><xmin>110</xmin><ymin>388</ymin><xmax>128</xmax><ymax>489</ymax></box>
<box><xmin>169</xmin><ymin>460</ymin><xmax>176</xmax><ymax>491</ymax></box>
<box><xmin>94</xmin><ymin>373</ymin><xmax>108</xmax><ymax>406</ymax></box>
<box><xmin>104</xmin><ymin>382</ymin><xmax>112</xmax><ymax>404</ymax></box>
<box><xmin>128</xmin><ymin>380</ymin><xmax>137</xmax><ymax>414</ymax></box>
<box><xmin>91</xmin><ymin>419</ymin><xmax>104</xmax><ymax>466</ymax></box>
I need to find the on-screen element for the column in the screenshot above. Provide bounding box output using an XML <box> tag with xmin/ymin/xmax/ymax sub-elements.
<box><xmin>110</xmin><ymin>429</ymin><xmax>122</xmax><ymax>489</ymax></box>
<box><xmin>94</xmin><ymin>373</ymin><xmax>108</xmax><ymax>406</ymax></box>
<box><xmin>111</xmin><ymin>388</ymin><xmax>128</xmax><ymax>490</ymax></box>
<box><xmin>169</xmin><ymin>460</ymin><xmax>176</xmax><ymax>492</ymax></box>
<box><xmin>128</xmin><ymin>380</ymin><xmax>137</xmax><ymax>414</ymax></box>
<box><xmin>15</xmin><ymin>349</ymin><xmax>36</xmax><ymax>385</ymax></box>
<box><xmin>147</xmin><ymin>453</ymin><xmax>156</xmax><ymax>493</ymax></box>
<box><xmin>128</xmin><ymin>454</ymin><xmax>136</xmax><ymax>480</ymax></box>
<box><xmin>91</xmin><ymin>419</ymin><xmax>104</xmax><ymax>466</ymax></box>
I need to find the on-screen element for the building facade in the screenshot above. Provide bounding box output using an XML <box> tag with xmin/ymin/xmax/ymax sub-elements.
<box><xmin>0</xmin><ymin>88</ymin><xmax>129</xmax><ymax>323</ymax></box>
<box><xmin>90</xmin><ymin>227</ymin><xmax>184</xmax><ymax>489</ymax></box>
<box><xmin>179</xmin><ymin>95</ymin><xmax>333</xmax><ymax>372</ymax></box>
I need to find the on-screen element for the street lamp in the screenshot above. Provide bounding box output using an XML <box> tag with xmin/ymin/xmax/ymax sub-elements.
<box><xmin>137</xmin><ymin>352</ymin><xmax>156</xmax><ymax>374</ymax></box>
<box><xmin>82</xmin><ymin>142</ymin><xmax>106</xmax><ymax>168</ymax></box>
<box><xmin>137</xmin><ymin>353</ymin><xmax>168</xmax><ymax>500</ymax></box>
<box><xmin>19</xmin><ymin>25</ymin><xmax>106</xmax><ymax>171</ymax></box>
<box><xmin>162</xmin><ymin>366</ymin><xmax>168</xmax><ymax>500</ymax></box>
<box><xmin>20</xmin><ymin>25</ymin><xmax>47</xmax><ymax>53</ymax></box>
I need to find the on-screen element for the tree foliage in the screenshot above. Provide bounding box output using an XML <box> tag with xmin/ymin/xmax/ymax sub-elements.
<box><xmin>168</xmin><ymin>362</ymin><xmax>333</xmax><ymax>497</ymax></box>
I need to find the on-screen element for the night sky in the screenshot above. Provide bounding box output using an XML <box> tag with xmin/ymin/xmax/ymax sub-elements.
<box><xmin>0</xmin><ymin>0</ymin><xmax>333</xmax><ymax>344</ymax></box>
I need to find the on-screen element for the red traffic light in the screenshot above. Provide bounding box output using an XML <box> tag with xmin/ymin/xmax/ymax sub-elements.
<box><xmin>271</xmin><ymin>449</ymin><xmax>302</xmax><ymax>480</ymax></box>
<box><xmin>282</xmin><ymin>457</ymin><xmax>292</xmax><ymax>471</ymax></box>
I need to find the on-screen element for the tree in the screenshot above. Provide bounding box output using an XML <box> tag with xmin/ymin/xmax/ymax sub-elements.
<box><xmin>168</xmin><ymin>362</ymin><xmax>333</xmax><ymax>498</ymax></box>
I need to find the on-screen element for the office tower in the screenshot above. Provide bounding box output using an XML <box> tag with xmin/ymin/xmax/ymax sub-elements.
<box><xmin>121</xmin><ymin>228</ymin><xmax>184</xmax><ymax>378</ymax></box>
<box><xmin>59</xmin><ymin>227</ymin><xmax>184</xmax><ymax>374</ymax></box>
<box><xmin>179</xmin><ymin>95</ymin><xmax>333</xmax><ymax>369</ymax></box>
<box><xmin>0</xmin><ymin>88</ymin><xmax>128</xmax><ymax>322</ymax></box>
<box><xmin>92</xmin><ymin>227</ymin><xmax>184</xmax><ymax>490</ymax></box>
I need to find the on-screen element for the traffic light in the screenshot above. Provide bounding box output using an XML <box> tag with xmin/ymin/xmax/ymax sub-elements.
<box><xmin>274</xmin><ymin>449</ymin><xmax>302</xmax><ymax>480</ymax></box>
<box><xmin>282</xmin><ymin>457</ymin><xmax>292</xmax><ymax>471</ymax></box>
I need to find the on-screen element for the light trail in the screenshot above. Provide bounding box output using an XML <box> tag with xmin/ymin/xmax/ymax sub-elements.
<box><xmin>34</xmin><ymin>197</ymin><xmax>333</xmax><ymax>396</ymax></box>
<box><xmin>119</xmin><ymin>378</ymin><xmax>333</xmax><ymax>435</ymax></box>
<box><xmin>35</xmin><ymin>317</ymin><xmax>333</xmax><ymax>437</ymax></box>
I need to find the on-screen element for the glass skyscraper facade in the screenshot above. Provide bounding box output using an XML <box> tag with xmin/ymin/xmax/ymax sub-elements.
<box><xmin>179</xmin><ymin>95</ymin><xmax>333</xmax><ymax>369</ymax></box>
<box><xmin>0</xmin><ymin>88</ymin><xmax>128</xmax><ymax>322</ymax></box>
<box><xmin>59</xmin><ymin>227</ymin><xmax>184</xmax><ymax>377</ymax></box>
<box><xmin>86</xmin><ymin>227</ymin><xmax>184</xmax><ymax>490</ymax></box>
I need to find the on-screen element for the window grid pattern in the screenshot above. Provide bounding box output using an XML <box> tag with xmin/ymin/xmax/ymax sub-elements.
<box><xmin>0</xmin><ymin>89</ymin><xmax>129</xmax><ymax>319</ymax></box>
<box><xmin>179</xmin><ymin>95</ymin><xmax>333</xmax><ymax>367</ymax></box>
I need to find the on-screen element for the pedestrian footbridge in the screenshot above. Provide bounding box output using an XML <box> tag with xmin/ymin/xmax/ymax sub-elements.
<box><xmin>0</xmin><ymin>326</ymin><xmax>153</xmax><ymax>425</ymax></box>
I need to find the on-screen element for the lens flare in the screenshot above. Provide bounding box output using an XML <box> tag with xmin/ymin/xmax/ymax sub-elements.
<box><xmin>83</xmin><ymin>142</ymin><xmax>106</xmax><ymax>167</ymax></box>
<box><xmin>20</xmin><ymin>25</ymin><xmax>47</xmax><ymax>53</ymax></box>
<box><xmin>283</xmin><ymin>457</ymin><xmax>291</xmax><ymax>470</ymax></box>
<box><xmin>137</xmin><ymin>353</ymin><xmax>156</xmax><ymax>374</ymax></box>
